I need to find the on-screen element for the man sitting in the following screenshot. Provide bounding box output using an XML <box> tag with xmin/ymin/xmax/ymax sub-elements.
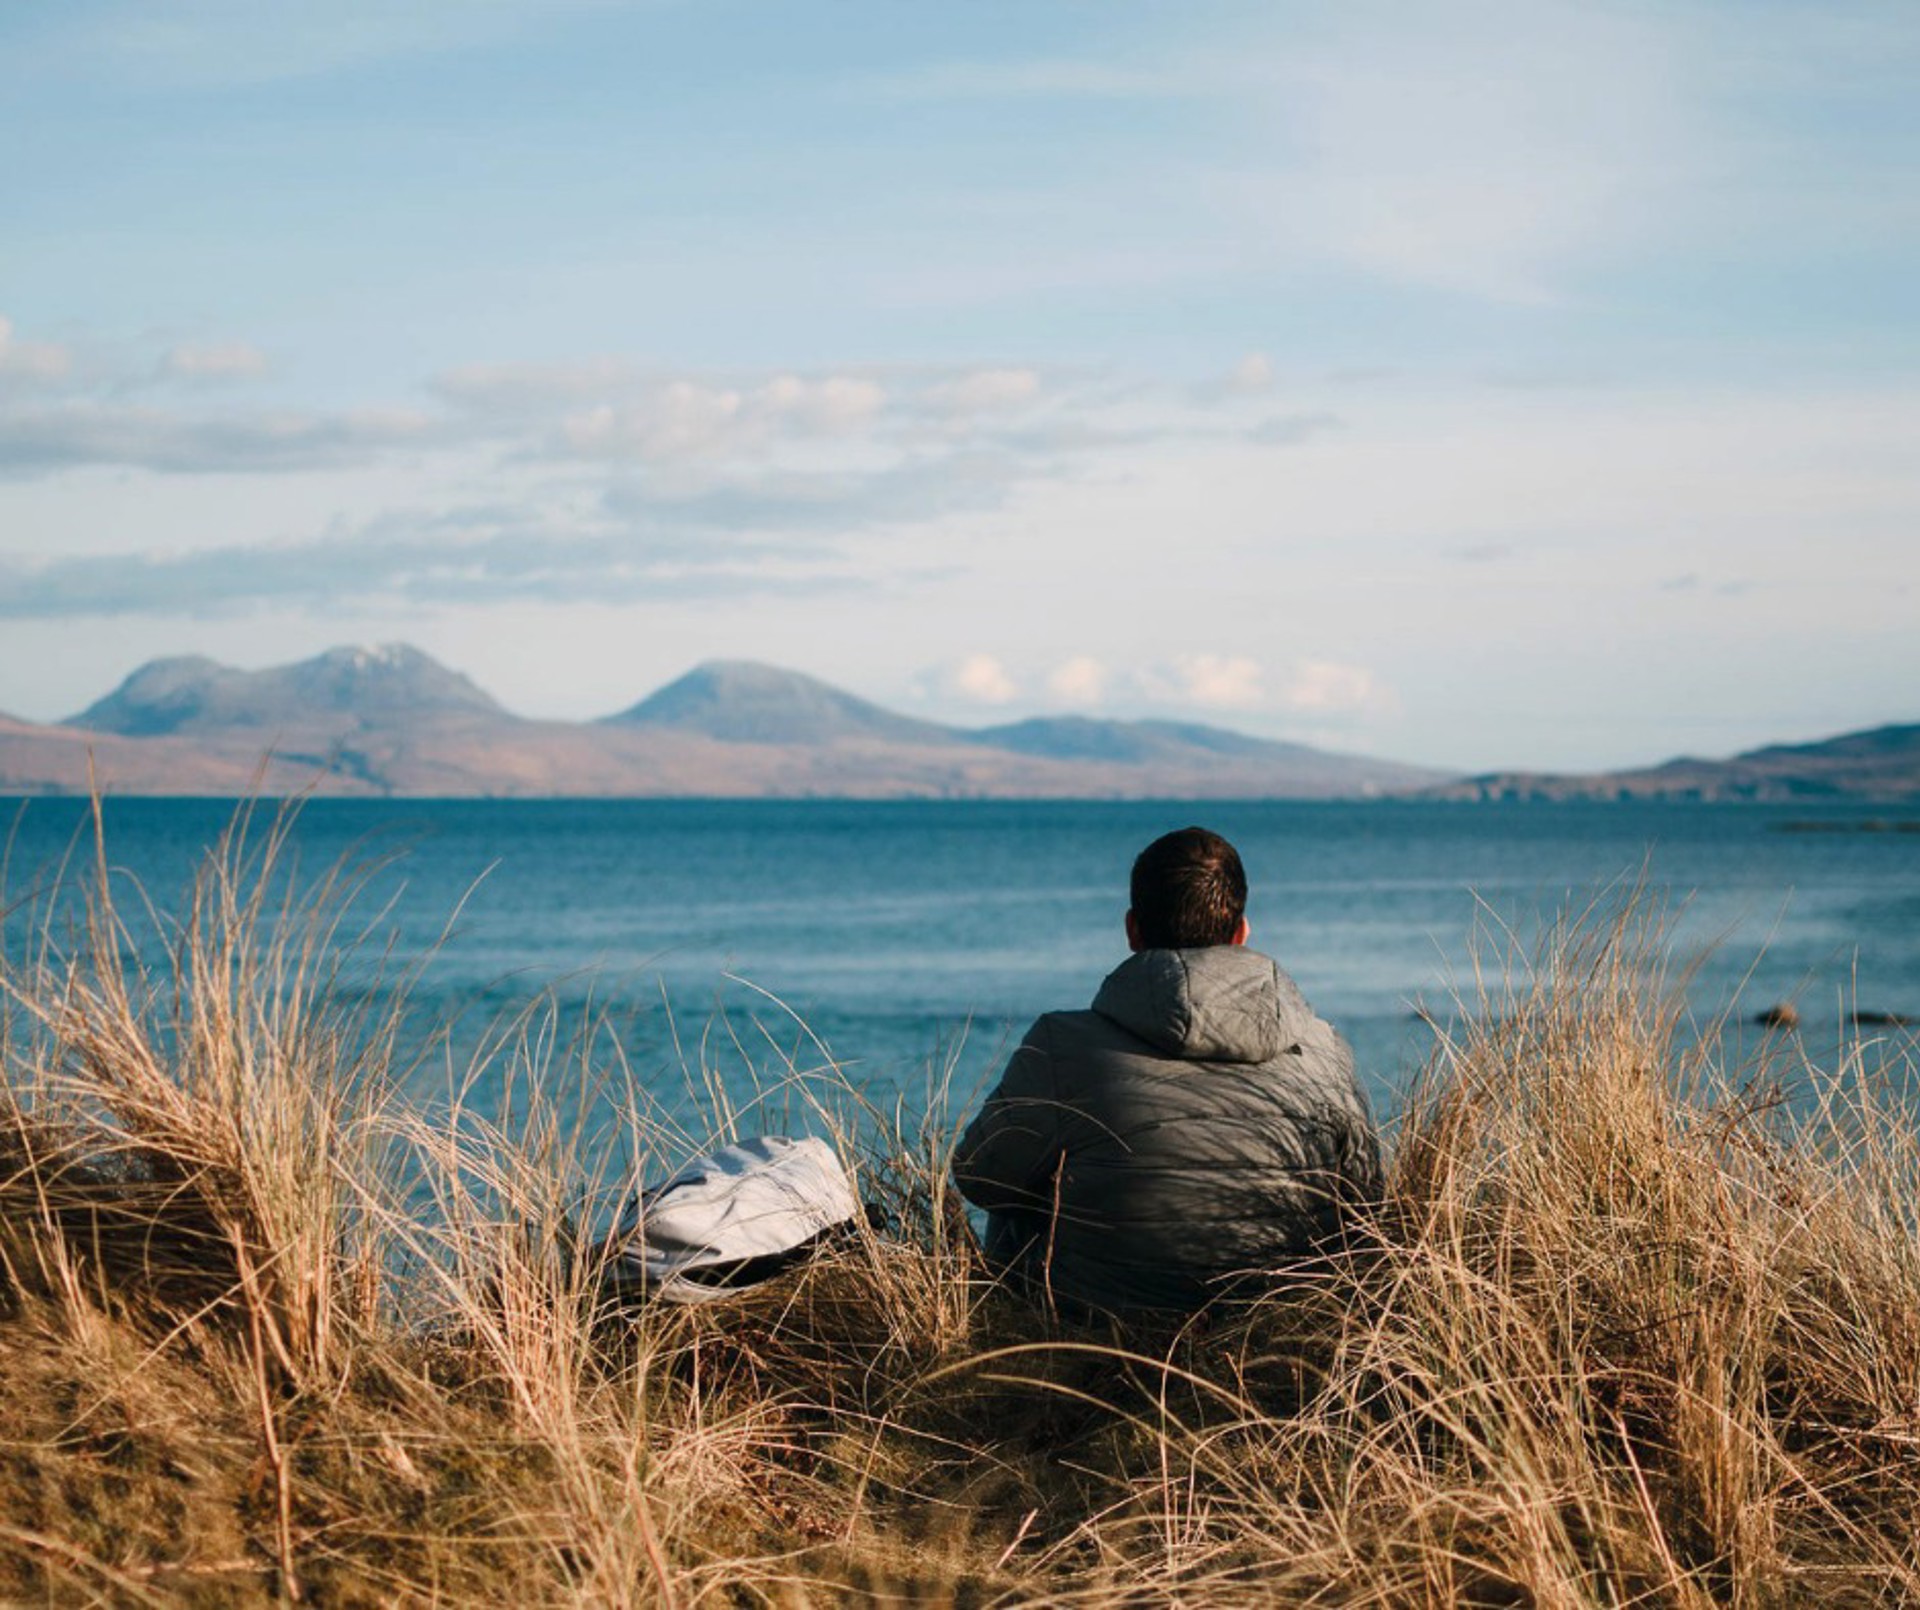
<box><xmin>954</xmin><ymin>826</ymin><xmax>1382</xmax><ymax>1317</ymax></box>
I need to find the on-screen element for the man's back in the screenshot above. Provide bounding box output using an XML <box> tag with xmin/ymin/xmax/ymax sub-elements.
<box><xmin>954</xmin><ymin>944</ymin><xmax>1381</xmax><ymax>1315</ymax></box>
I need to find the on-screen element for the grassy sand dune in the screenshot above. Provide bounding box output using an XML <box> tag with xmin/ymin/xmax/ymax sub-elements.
<box><xmin>2</xmin><ymin>814</ymin><xmax>1918</xmax><ymax>1605</ymax></box>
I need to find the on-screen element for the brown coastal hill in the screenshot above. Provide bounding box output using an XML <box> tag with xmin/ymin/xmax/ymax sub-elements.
<box><xmin>0</xmin><ymin>710</ymin><xmax>333</xmax><ymax>797</ymax></box>
<box><xmin>1432</xmin><ymin>723</ymin><xmax>1920</xmax><ymax>803</ymax></box>
<box><xmin>2</xmin><ymin>645</ymin><xmax>1446</xmax><ymax>800</ymax></box>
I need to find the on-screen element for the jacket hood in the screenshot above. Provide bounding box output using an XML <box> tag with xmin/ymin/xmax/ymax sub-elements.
<box><xmin>1090</xmin><ymin>946</ymin><xmax>1315</xmax><ymax>1063</ymax></box>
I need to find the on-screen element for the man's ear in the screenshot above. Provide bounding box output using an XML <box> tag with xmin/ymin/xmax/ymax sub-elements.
<box><xmin>1230</xmin><ymin>915</ymin><xmax>1251</xmax><ymax>947</ymax></box>
<box><xmin>1125</xmin><ymin>910</ymin><xmax>1144</xmax><ymax>952</ymax></box>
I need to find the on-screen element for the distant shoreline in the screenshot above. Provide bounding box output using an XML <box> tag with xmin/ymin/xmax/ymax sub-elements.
<box><xmin>6</xmin><ymin>791</ymin><xmax>1920</xmax><ymax>812</ymax></box>
<box><xmin>8</xmin><ymin>643</ymin><xmax>1914</xmax><ymax>802</ymax></box>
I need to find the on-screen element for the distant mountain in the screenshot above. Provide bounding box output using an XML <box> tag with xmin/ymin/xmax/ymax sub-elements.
<box><xmin>72</xmin><ymin>644</ymin><xmax>505</xmax><ymax>737</ymax></box>
<box><xmin>33</xmin><ymin>643</ymin><xmax>1901</xmax><ymax>801</ymax></box>
<box><xmin>0</xmin><ymin>708</ymin><xmax>351</xmax><ymax>797</ymax></box>
<box><xmin>608</xmin><ymin>660</ymin><xmax>1442</xmax><ymax>795</ymax></box>
<box><xmin>975</xmin><ymin>716</ymin><xmax>1267</xmax><ymax>763</ymax></box>
<box><xmin>973</xmin><ymin>715</ymin><xmax>1439</xmax><ymax>794</ymax></box>
<box><xmin>9</xmin><ymin>644</ymin><xmax>1448</xmax><ymax>799</ymax></box>
<box><xmin>1435</xmin><ymin>723</ymin><xmax>1920</xmax><ymax>802</ymax></box>
<box><xmin>30</xmin><ymin>644</ymin><xmax>1910</xmax><ymax>802</ymax></box>
<box><xmin>608</xmin><ymin>660</ymin><xmax>954</xmax><ymax>747</ymax></box>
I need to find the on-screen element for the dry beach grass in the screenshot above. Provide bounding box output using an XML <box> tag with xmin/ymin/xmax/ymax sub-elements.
<box><xmin>1</xmin><ymin>808</ymin><xmax>1919</xmax><ymax>1605</ymax></box>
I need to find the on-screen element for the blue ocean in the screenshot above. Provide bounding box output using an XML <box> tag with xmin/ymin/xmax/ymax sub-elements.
<box><xmin>5</xmin><ymin>798</ymin><xmax>1918</xmax><ymax>1140</ymax></box>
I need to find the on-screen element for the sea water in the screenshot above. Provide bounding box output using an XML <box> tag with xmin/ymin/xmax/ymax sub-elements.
<box><xmin>4</xmin><ymin>797</ymin><xmax>1917</xmax><ymax>1143</ymax></box>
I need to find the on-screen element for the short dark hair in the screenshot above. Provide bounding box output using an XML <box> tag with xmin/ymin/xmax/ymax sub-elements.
<box><xmin>1129</xmin><ymin>826</ymin><xmax>1247</xmax><ymax>948</ymax></box>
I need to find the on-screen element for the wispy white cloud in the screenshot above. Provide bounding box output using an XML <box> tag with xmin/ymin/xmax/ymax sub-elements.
<box><xmin>917</xmin><ymin>367</ymin><xmax>1042</xmax><ymax>420</ymax></box>
<box><xmin>1247</xmin><ymin>411</ymin><xmax>1342</xmax><ymax>447</ymax></box>
<box><xmin>448</xmin><ymin>361</ymin><xmax>1049</xmax><ymax>439</ymax></box>
<box><xmin>1117</xmin><ymin>655</ymin><xmax>1397</xmax><ymax>719</ymax></box>
<box><xmin>1193</xmin><ymin>351</ymin><xmax>1273</xmax><ymax>403</ymax></box>
<box><xmin>1046</xmin><ymin>655</ymin><xmax>1108</xmax><ymax>706</ymax></box>
<box><xmin>435</xmin><ymin>358</ymin><xmax>640</xmax><ymax>412</ymax></box>
<box><xmin>1279</xmin><ymin>659</ymin><xmax>1394</xmax><ymax>715</ymax></box>
<box><xmin>0</xmin><ymin>315</ymin><xmax>439</xmax><ymax>475</ymax></box>
<box><xmin>0</xmin><ymin>315</ymin><xmax>276</xmax><ymax>400</ymax></box>
<box><xmin>0</xmin><ymin>404</ymin><xmax>438</xmax><ymax>477</ymax></box>
<box><xmin>760</xmin><ymin>375</ymin><xmax>887</xmax><ymax>431</ymax></box>
<box><xmin>556</xmin><ymin>374</ymin><xmax>887</xmax><ymax>463</ymax></box>
<box><xmin>0</xmin><ymin>315</ymin><xmax>73</xmax><ymax>384</ymax></box>
<box><xmin>601</xmin><ymin>450</ymin><xmax>1033</xmax><ymax>534</ymax></box>
<box><xmin>1158</xmin><ymin>653</ymin><xmax>1265</xmax><ymax>710</ymax></box>
<box><xmin>0</xmin><ymin>496</ymin><xmax>869</xmax><ymax>621</ymax></box>
<box><xmin>910</xmin><ymin>652</ymin><xmax>1398</xmax><ymax>725</ymax></box>
<box><xmin>949</xmin><ymin>652</ymin><xmax>1020</xmax><ymax>704</ymax></box>
<box><xmin>158</xmin><ymin>342</ymin><xmax>270</xmax><ymax>382</ymax></box>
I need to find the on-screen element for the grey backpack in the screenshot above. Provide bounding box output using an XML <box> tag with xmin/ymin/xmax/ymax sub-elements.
<box><xmin>603</xmin><ymin>1135</ymin><xmax>864</xmax><ymax>1304</ymax></box>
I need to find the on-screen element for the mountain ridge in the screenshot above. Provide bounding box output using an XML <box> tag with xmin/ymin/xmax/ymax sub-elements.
<box><xmin>74</xmin><ymin>643</ymin><xmax>505</xmax><ymax>738</ymax></box>
<box><xmin>1431</xmin><ymin>722</ymin><xmax>1920</xmax><ymax>802</ymax></box>
<box><xmin>18</xmin><ymin>645</ymin><xmax>1447</xmax><ymax>799</ymax></box>
<box><xmin>14</xmin><ymin>645</ymin><xmax>1916</xmax><ymax>801</ymax></box>
<box><xmin>607</xmin><ymin>660</ymin><xmax>956</xmax><ymax>747</ymax></box>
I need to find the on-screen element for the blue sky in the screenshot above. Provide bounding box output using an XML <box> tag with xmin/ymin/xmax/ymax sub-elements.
<box><xmin>1</xmin><ymin>0</ymin><xmax>1915</xmax><ymax>769</ymax></box>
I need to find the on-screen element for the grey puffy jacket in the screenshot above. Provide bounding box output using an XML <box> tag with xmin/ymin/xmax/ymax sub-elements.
<box><xmin>954</xmin><ymin>946</ymin><xmax>1382</xmax><ymax>1315</ymax></box>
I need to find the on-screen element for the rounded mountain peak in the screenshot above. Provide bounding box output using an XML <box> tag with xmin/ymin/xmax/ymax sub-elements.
<box><xmin>286</xmin><ymin>643</ymin><xmax>499</xmax><ymax>713</ymax></box>
<box><xmin>608</xmin><ymin>660</ymin><xmax>954</xmax><ymax>747</ymax></box>
<box><xmin>70</xmin><ymin>644</ymin><xmax>503</xmax><ymax>736</ymax></box>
